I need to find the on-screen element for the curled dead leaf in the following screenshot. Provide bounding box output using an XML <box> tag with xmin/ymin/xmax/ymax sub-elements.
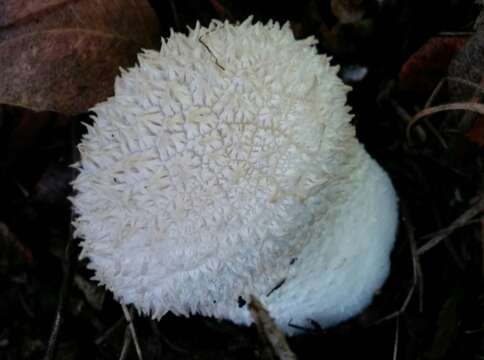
<box><xmin>0</xmin><ymin>0</ymin><xmax>160</xmax><ymax>114</ymax></box>
<box><xmin>399</xmin><ymin>36</ymin><xmax>468</xmax><ymax>96</ymax></box>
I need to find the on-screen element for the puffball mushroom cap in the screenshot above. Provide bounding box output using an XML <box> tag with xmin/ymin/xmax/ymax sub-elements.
<box><xmin>71</xmin><ymin>17</ymin><xmax>398</xmax><ymax>335</ymax></box>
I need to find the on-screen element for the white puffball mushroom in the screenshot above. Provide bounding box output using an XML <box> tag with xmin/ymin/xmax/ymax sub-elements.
<box><xmin>71</xmin><ymin>17</ymin><xmax>398</xmax><ymax>335</ymax></box>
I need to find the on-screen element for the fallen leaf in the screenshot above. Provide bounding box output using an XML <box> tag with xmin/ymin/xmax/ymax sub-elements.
<box><xmin>0</xmin><ymin>0</ymin><xmax>160</xmax><ymax>114</ymax></box>
<box><xmin>0</xmin><ymin>0</ymin><xmax>70</xmax><ymax>27</ymax></box>
<box><xmin>399</xmin><ymin>36</ymin><xmax>468</xmax><ymax>96</ymax></box>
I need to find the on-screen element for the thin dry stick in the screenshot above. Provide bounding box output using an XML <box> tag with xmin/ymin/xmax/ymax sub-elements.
<box><xmin>407</xmin><ymin>102</ymin><xmax>484</xmax><ymax>141</ymax></box>
<box><xmin>390</xmin><ymin>99</ymin><xmax>426</xmax><ymax>142</ymax></box>
<box><xmin>119</xmin><ymin>326</ymin><xmax>132</xmax><ymax>360</ymax></box>
<box><xmin>45</xmin><ymin>113</ymin><xmax>82</xmax><ymax>360</ymax></box>
<box><xmin>437</xmin><ymin>32</ymin><xmax>474</xmax><ymax>36</ymax></box>
<box><xmin>393</xmin><ymin>317</ymin><xmax>400</xmax><ymax>360</ymax></box>
<box><xmin>375</xmin><ymin>203</ymin><xmax>422</xmax><ymax>324</ymax></box>
<box><xmin>481</xmin><ymin>216</ymin><xmax>484</xmax><ymax>282</ymax></box>
<box><xmin>95</xmin><ymin>317</ymin><xmax>125</xmax><ymax>345</ymax></box>
<box><xmin>424</xmin><ymin>76</ymin><xmax>484</xmax><ymax>109</ymax></box>
<box><xmin>249</xmin><ymin>295</ymin><xmax>297</xmax><ymax>360</ymax></box>
<box><xmin>422</xmin><ymin>118</ymin><xmax>449</xmax><ymax>149</ymax></box>
<box><xmin>403</xmin><ymin>77</ymin><xmax>449</xmax><ymax>148</ymax></box>
<box><xmin>418</xmin><ymin>194</ymin><xmax>484</xmax><ymax>255</ymax></box>
<box><xmin>444</xmin><ymin>76</ymin><xmax>484</xmax><ymax>96</ymax></box>
<box><xmin>420</xmin><ymin>219</ymin><xmax>480</xmax><ymax>240</ymax></box>
<box><xmin>121</xmin><ymin>304</ymin><xmax>144</xmax><ymax>360</ymax></box>
<box><xmin>151</xmin><ymin>320</ymin><xmax>188</xmax><ymax>354</ymax></box>
<box><xmin>417</xmin><ymin>78</ymin><xmax>452</xmax><ymax>149</ymax></box>
<box><xmin>168</xmin><ymin>0</ymin><xmax>180</xmax><ymax>31</ymax></box>
<box><xmin>44</xmin><ymin>227</ymin><xmax>78</xmax><ymax>360</ymax></box>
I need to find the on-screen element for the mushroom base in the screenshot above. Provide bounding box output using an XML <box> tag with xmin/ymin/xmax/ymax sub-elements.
<box><xmin>246</xmin><ymin>157</ymin><xmax>398</xmax><ymax>335</ymax></box>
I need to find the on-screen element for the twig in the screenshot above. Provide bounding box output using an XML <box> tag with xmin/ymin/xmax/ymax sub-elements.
<box><xmin>392</xmin><ymin>88</ymin><xmax>447</xmax><ymax>149</ymax></box>
<box><xmin>393</xmin><ymin>317</ymin><xmax>400</xmax><ymax>360</ymax></box>
<box><xmin>437</xmin><ymin>31</ymin><xmax>474</xmax><ymax>36</ymax></box>
<box><xmin>248</xmin><ymin>295</ymin><xmax>297</xmax><ymax>360</ymax></box>
<box><xmin>151</xmin><ymin>320</ymin><xmax>188</xmax><ymax>354</ymax></box>
<box><xmin>420</xmin><ymin>219</ymin><xmax>480</xmax><ymax>240</ymax></box>
<box><xmin>444</xmin><ymin>76</ymin><xmax>484</xmax><ymax>95</ymax></box>
<box><xmin>44</xmin><ymin>110</ymin><xmax>83</xmax><ymax>360</ymax></box>
<box><xmin>375</xmin><ymin>282</ymin><xmax>415</xmax><ymax>325</ymax></box>
<box><xmin>390</xmin><ymin>99</ymin><xmax>426</xmax><ymax>142</ymax></box>
<box><xmin>465</xmin><ymin>325</ymin><xmax>484</xmax><ymax>334</ymax></box>
<box><xmin>374</xmin><ymin>203</ymin><xmax>422</xmax><ymax>323</ymax></box>
<box><xmin>121</xmin><ymin>304</ymin><xmax>143</xmax><ymax>360</ymax></box>
<box><xmin>405</xmin><ymin>75</ymin><xmax>484</xmax><ymax>145</ymax></box>
<box><xmin>44</xmin><ymin>226</ymin><xmax>78</xmax><ymax>360</ymax></box>
<box><xmin>418</xmin><ymin>194</ymin><xmax>484</xmax><ymax>255</ymax></box>
<box><xmin>18</xmin><ymin>291</ymin><xmax>35</xmax><ymax>318</ymax></box>
<box><xmin>95</xmin><ymin>317</ymin><xmax>125</xmax><ymax>345</ymax></box>
<box><xmin>119</xmin><ymin>326</ymin><xmax>132</xmax><ymax>360</ymax></box>
<box><xmin>481</xmin><ymin>216</ymin><xmax>484</xmax><ymax>282</ymax></box>
<box><xmin>168</xmin><ymin>0</ymin><xmax>180</xmax><ymax>32</ymax></box>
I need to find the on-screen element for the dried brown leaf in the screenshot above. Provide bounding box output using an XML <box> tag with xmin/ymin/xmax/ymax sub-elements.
<box><xmin>0</xmin><ymin>0</ymin><xmax>160</xmax><ymax>114</ymax></box>
<box><xmin>0</xmin><ymin>0</ymin><xmax>70</xmax><ymax>27</ymax></box>
<box><xmin>399</xmin><ymin>36</ymin><xmax>468</xmax><ymax>95</ymax></box>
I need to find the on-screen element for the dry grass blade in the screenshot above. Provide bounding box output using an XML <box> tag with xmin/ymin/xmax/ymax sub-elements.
<box><xmin>481</xmin><ymin>216</ymin><xmax>484</xmax><ymax>280</ymax></box>
<box><xmin>393</xmin><ymin>317</ymin><xmax>400</xmax><ymax>360</ymax></box>
<box><xmin>418</xmin><ymin>194</ymin><xmax>484</xmax><ymax>255</ymax></box>
<box><xmin>407</xmin><ymin>102</ymin><xmax>484</xmax><ymax>141</ymax></box>
<box><xmin>121</xmin><ymin>304</ymin><xmax>143</xmax><ymax>360</ymax></box>
<box><xmin>248</xmin><ymin>295</ymin><xmax>297</xmax><ymax>360</ymax></box>
<box><xmin>119</xmin><ymin>326</ymin><xmax>132</xmax><ymax>360</ymax></box>
<box><xmin>95</xmin><ymin>317</ymin><xmax>125</xmax><ymax>346</ymax></box>
<box><xmin>44</xmin><ymin>229</ymin><xmax>78</xmax><ymax>360</ymax></box>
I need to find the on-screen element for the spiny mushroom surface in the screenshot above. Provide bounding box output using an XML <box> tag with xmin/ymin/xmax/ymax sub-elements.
<box><xmin>71</xmin><ymin>17</ymin><xmax>398</xmax><ymax>335</ymax></box>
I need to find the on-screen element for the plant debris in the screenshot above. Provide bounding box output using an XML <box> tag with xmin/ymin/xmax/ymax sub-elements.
<box><xmin>0</xmin><ymin>0</ymin><xmax>159</xmax><ymax>114</ymax></box>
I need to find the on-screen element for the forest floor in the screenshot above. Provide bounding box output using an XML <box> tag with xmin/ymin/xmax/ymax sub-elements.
<box><xmin>1</xmin><ymin>0</ymin><xmax>483</xmax><ymax>359</ymax></box>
